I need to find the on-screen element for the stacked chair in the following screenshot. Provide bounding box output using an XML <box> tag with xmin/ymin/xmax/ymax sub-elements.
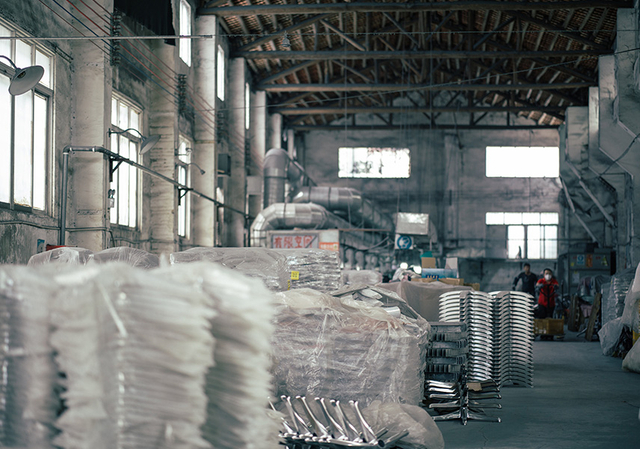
<box><xmin>425</xmin><ymin>322</ymin><xmax>469</xmax><ymax>383</ymax></box>
<box><xmin>439</xmin><ymin>291</ymin><xmax>494</xmax><ymax>381</ymax></box>
<box><xmin>490</xmin><ymin>291</ymin><xmax>534</xmax><ymax>387</ymax></box>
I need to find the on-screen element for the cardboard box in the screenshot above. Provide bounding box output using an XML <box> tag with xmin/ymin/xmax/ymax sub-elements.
<box><xmin>421</xmin><ymin>257</ymin><xmax>437</xmax><ymax>268</ymax></box>
<box><xmin>534</xmin><ymin>318</ymin><xmax>564</xmax><ymax>335</ymax></box>
<box><xmin>439</xmin><ymin>278</ymin><xmax>465</xmax><ymax>286</ymax></box>
<box><xmin>412</xmin><ymin>277</ymin><xmax>436</xmax><ymax>283</ymax></box>
<box><xmin>465</xmin><ymin>283</ymin><xmax>481</xmax><ymax>291</ymax></box>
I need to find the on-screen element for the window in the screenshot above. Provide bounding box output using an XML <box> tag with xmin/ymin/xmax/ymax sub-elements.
<box><xmin>245</xmin><ymin>82</ymin><xmax>250</xmax><ymax>130</ymax></box>
<box><xmin>338</xmin><ymin>147</ymin><xmax>410</xmax><ymax>178</ymax></box>
<box><xmin>176</xmin><ymin>138</ymin><xmax>191</xmax><ymax>238</ymax></box>
<box><xmin>110</xmin><ymin>96</ymin><xmax>141</xmax><ymax>228</ymax></box>
<box><xmin>179</xmin><ymin>0</ymin><xmax>191</xmax><ymax>66</ymax></box>
<box><xmin>0</xmin><ymin>24</ymin><xmax>52</xmax><ymax>211</ymax></box>
<box><xmin>217</xmin><ymin>45</ymin><xmax>225</xmax><ymax>101</ymax></box>
<box><xmin>486</xmin><ymin>146</ymin><xmax>559</xmax><ymax>178</ymax></box>
<box><xmin>486</xmin><ymin>212</ymin><xmax>558</xmax><ymax>259</ymax></box>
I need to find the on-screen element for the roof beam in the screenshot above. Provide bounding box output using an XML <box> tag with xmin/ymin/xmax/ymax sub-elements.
<box><xmin>504</xmin><ymin>10</ymin><xmax>609</xmax><ymax>50</ymax></box>
<box><xmin>259</xmin><ymin>81</ymin><xmax>593</xmax><ymax>92</ymax></box>
<box><xmin>238</xmin><ymin>49</ymin><xmax>609</xmax><ymax>60</ymax></box>
<box><xmin>199</xmin><ymin>1</ymin><xmax>632</xmax><ymax>16</ymax></box>
<box><xmin>320</xmin><ymin>19</ymin><xmax>367</xmax><ymax>51</ymax></box>
<box><xmin>237</xmin><ymin>14</ymin><xmax>331</xmax><ymax>52</ymax></box>
<box><xmin>274</xmin><ymin>105</ymin><xmax>566</xmax><ymax>115</ymax></box>
<box><xmin>289</xmin><ymin>124</ymin><xmax>560</xmax><ymax>131</ymax></box>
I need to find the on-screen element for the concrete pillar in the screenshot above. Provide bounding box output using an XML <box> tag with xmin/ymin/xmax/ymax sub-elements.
<box><xmin>66</xmin><ymin>0</ymin><xmax>113</xmax><ymax>251</ymax></box>
<box><xmin>192</xmin><ymin>15</ymin><xmax>217</xmax><ymax>247</ymax></box>
<box><xmin>249</xmin><ymin>90</ymin><xmax>267</xmax><ymax>216</ymax></box>
<box><xmin>268</xmin><ymin>112</ymin><xmax>282</xmax><ymax>149</ymax></box>
<box><xmin>223</xmin><ymin>58</ymin><xmax>247</xmax><ymax>246</ymax></box>
<box><xmin>147</xmin><ymin>41</ymin><xmax>178</xmax><ymax>255</ymax></box>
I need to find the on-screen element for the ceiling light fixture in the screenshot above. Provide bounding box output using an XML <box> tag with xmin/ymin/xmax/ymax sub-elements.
<box><xmin>0</xmin><ymin>55</ymin><xmax>44</xmax><ymax>96</ymax></box>
<box><xmin>108</xmin><ymin>128</ymin><xmax>161</xmax><ymax>154</ymax></box>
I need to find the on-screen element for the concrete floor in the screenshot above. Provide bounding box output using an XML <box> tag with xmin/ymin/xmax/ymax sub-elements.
<box><xmin>436</xmin><ymin>331</ymin><xmax>640</xmax><ymax>448</ymax></box>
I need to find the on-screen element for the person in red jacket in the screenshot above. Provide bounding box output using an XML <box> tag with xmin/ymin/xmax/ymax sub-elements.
<box><xmin>534</xmin><ymin>268</ymin><xmax>559</xmax><ymax>318</ymax></box>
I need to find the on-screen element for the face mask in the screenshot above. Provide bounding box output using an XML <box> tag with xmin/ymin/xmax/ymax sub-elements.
<box><xmin>544</xmin><ymin>274</ymin><xmax>552</xmax><ymax>281</ymax></box>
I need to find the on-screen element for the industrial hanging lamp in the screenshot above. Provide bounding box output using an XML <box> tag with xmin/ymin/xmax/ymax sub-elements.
<box><xmin>281</xmin><ymin>31</ymin><xmax>291</xmax><ymax>49</ymax></box>
<box><xmin>0</xmin><ymin>55</ymin><xmax>44</xmax><ymax>96</ymax></box>
<box><xmin>108</xmin><ymin>128</ymin><xmax>161</xmax><ymax>154</ymax></box>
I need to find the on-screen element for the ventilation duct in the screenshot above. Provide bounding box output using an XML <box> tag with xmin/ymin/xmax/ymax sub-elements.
<box><xmin>263</xmin><ymin>148</ymin><xmax>290</xmax><ymax>208</ymax></box>
<box><xmin>250</xmin><ymin>203</ymin><xmax>376</xmax><ymax>248</ymax></box>
<box><xmin>292</xmin><ymin>186</ymin><xmax>395</xmax><ymax>232</ymax></box>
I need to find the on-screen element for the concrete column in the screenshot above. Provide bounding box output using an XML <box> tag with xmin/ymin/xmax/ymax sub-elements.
<box><xmin>147</xmin><ymin>41</ymin><xmax>178</xmax><ymax>255</ymax></box>
<box><xmin>66</xmin><ymin>0</ymin><xmax>113</xmax><ymax>251</ymax></box>
<box><xmin>249</xmin><ymin>90</ymin><xmax>267</xmax><ymax>216</ymax></box>
<box><xmin>223</xmin><ymin>58</ymin><xmax>247</xmax><ymax>246</ymax></box>
<box><xmin>268</xmin><ymin>112</ymin><xmax>282</xmax><ymax>149</ymax></box>
<box><xmin>192</xmin><ymin>15</ymin><xmax>217</xmax><ymax>247</ymax></box>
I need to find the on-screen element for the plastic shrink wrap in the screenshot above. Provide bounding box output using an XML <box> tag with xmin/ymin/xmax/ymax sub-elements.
<box><xmin>273</xmin><ymin>249</ymin><xmax>342</xmax><ymax>291</ymax></box>
<box><xmin>343</xmin><ymin>269</ymin><xmax>382</xmax><ymax>286</ymax></box>
<box><xmin>162</xmin><ymin>262</ymin><xmax>278</xmax><ymax>449</ymax></box>
<box><xmin>0</xmin><ymin>266</ymin><xmax>58</xmax><ymax>448</ymax></box>
<box><xmin>89</xmin><ymin>247</ymin><xmax>160</xmax><ymax>269</ymax></box>
<box><xmin>50</xmin><ymin>263</ymin><xmax>215</xmax><ymax>449</ymax></box>
<box><xmin>272</xmin><ymin>288</ymin><xmax>429</xmax><ymax>406</ymax></box>
<box><xmin>27</xmin><ymin>247</ymin><xmax>93</xmax><ymax>266</ymax></box>
<box><xmin>602</xmin><ymin>268</ymin><xmax>635</xmax><ymax>326</ymax></box>
<box><xmin>621</xmin><ymin>264</ymin><xmax>640</xmax><ymax>334</ymax></box>
<box><xmin>170</xmin><ymin>247</ymin><xmax>289</xmax><ymax>291</ymax></box>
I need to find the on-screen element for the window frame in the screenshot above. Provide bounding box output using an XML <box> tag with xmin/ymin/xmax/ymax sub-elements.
<box><xmin>0</xmin><ymin>27</ymin><xmax>54</xmax><ymax>214</ymax></box>
<box><xmin>109</xmin><ymin>94</ymin><xmax>143</xmax><ymax>229</ymax></box>
<box><xmin>486</xmin><ymin>212</ymin><xmax>558</xmax><ymax>260</ymax></box>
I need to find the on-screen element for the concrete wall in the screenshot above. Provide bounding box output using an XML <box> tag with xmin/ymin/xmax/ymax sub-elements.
<box><xmin>299</xmin><ymin>115</ymin><xmax>561</xmax><ymax>291</ymax></box>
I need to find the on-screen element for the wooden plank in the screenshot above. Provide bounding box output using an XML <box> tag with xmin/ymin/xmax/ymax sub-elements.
<box><xmin>585</xmin><ymin>292</ymin><xmax>602</xmax><ymax>341</ymax></box>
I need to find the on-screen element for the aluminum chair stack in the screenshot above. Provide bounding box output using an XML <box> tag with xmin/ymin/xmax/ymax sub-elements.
<box><xmin>490</xmin><ymin>291</ymin><xmax>535</xmax><ymax>387</ymax></box>
<box><xmin>425</xmin><ymin>322</ymin><xmax>469</xmax><ymax>384</ymax></box>
<box><xmin>439</xmin><ymin>291</ymin><xmax>494</xmax><ymax>382</ymax></box>
<box><xmin>425</xmin><ymin>371</ymin><xmax>501</xmax><ymax>425</ymax></box>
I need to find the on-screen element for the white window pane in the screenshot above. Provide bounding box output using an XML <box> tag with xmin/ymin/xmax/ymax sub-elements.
<box><xmin>117</xmin><ymin>136</ymin><xmax>129</xmax><ymax>226</ymax></box>
<box><xmin>338</xmin><ymin>147</ymin><xmax>410</xmax><ymax>178</ymax></box>
<box><xmin>110</xmin><ymin>133</ymin><xmax>118</xmax><ymax>223</ymax></box>
<box><xmin>522</xmin><ymin>212</ymin><xmax>540</xmax><ymax>225</ymax></box>
<box><xmin>178</xmin><ymin>166</ymin><xmax>186</xmax><ymax>236</ymax></box>
<box><xmin>128</xmin><ymin>141</ymin><xmax>137</xmax><ymax>227</ymax></box>
<box><xmin>35</xmin><ymin>50</ymin><xmax>50</xmax><ymax>88</ymax></box>
<box><xmin>545</xmin><ymin>239</ymin><xmax>558</xmax><ymax>259</ymax></box>
<box><xmin>245</xmin><ymin>83</ymin><xmax>250</xmax><ymax>130</ymax></box>
<box><xmin>33</xmin><ymin>95</ymin><xmax>47</xmax><ymax>210</ymax></box>
<box><xmin>118</xmin><ymin>102</ymin><xmax>128</xmax><ymax>129</ymax></box>
<box><xmin>528</xmin><ymin>226</ymin><xmax>542</xmax><ymax>260</ymax></box>
<box><xmin>0</xmin><ymin>75</ymin><xmax>10</xmax><ymax>203</ymax></box>
<box><xmin>15</xmin><ymin>40</ymin><xmax>31</xmax><ymax>72</ymax></box>
<box><xmin>179</xmin><ymin>0</ymin><xmax>191</xmax><ymax>66</ymax></box>
<box><xmin>540</xmin><ymin>212</ymin><xmax>559</xmax><ymax>224</ymax></box>
<box><xmin>0</xmin><ymin>25</ymin><xmax>11</xmax><ymax>58</ymax></box>
<box><xmin>508</xmin><ymin>225</ymin><xmax>525</xmax><ymax>240</ymax></box>
<box><xmin>111</xmin><ymin>98</ymin><xmax>118</xmax><ymax>126</ymax></box>
<box><xmin>545</xmin><ymin>225</ymin><xmax>557</xmax><ymax>239</ymax></box>
<box><xmin>504</xmin><ymin>212</ymin><xmax>522</xmax><ymax>225</ymax></box>
<box><xmin>486</xmin><ymin>146</ymin><xmax>559</xmax><ymax>178</ymax></box>
<box><xmin>508</xmin><ymin>240</ymin><xmax>525</xmax><ymax>259</ymax></box>
<box><xmin>528</xmin><ymin>225</ymin><xmax>542</xmax><ymax>240</ymax></box>
<box><xmin>130</xmin><ymin>110</ymin><xmax>139</xmax><ymax>133</ymax></box>
<box><xmin>217</xmin><ymin>45</ymin><xmax>225</xmax><ymax>101</ymax></box>
<box><xmin>485</xmin><ymin>212</ymin><xmax>504</xmax><ymax>225</ymax></box>
<box><xmin>14</xmin><ymin>91</ymin><xmax>33</xmax><ymax>206</ymax></box>
<box><xmin>178</xmin><ymin>140</ymin><xmax>189</xmax><ymax>163</ymax></box>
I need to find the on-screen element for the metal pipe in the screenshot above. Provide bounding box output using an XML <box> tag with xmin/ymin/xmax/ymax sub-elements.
<box><xmin>59</xmin><ymin>148</ymin><xmax>69</xmax><ymax>245</ymax></box>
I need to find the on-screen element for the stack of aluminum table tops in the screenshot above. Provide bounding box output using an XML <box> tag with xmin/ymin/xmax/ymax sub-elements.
<box><xmin>439</xmin><ymin>291</ymin><xmax>494</xmax><ymax>382</ymax></box>
<box><xmin>490</xmin><ymin>291</ymin><xmax>534</xmax><ymax>387</ymax></box>
<box><xmin>425</xmin><ymin>322</ymin><xmax>469</xmax><ymax>383</ymax></box>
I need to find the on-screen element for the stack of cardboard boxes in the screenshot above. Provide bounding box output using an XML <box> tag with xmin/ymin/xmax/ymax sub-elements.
<box><xmin>414</xmin><ymin>255</ymin><xmax>480</xmax><ymax>291</ymax></box>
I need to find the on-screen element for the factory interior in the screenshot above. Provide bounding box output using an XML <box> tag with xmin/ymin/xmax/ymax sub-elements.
<box><xmin>1</xmin><ymin>0</ymin><xmax>640</xmax><ymax>448</ymax></box>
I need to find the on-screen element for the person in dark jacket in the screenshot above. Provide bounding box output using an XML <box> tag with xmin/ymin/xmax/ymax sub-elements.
<box><xmin>512</xmin><ymin>263</ymin><xmax>538</xmax><ymax>296</ymax></box>
<box><xmin>534</xmin><ymin>268</ymin><xmax>559</xmax><ymax>318</ymax></box>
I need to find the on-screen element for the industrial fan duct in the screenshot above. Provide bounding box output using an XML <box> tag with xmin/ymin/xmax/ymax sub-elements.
<box><xmin>251</xmin><ymin>149</ymin><xmax>393</xmax><ymax>248</ymax></box>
